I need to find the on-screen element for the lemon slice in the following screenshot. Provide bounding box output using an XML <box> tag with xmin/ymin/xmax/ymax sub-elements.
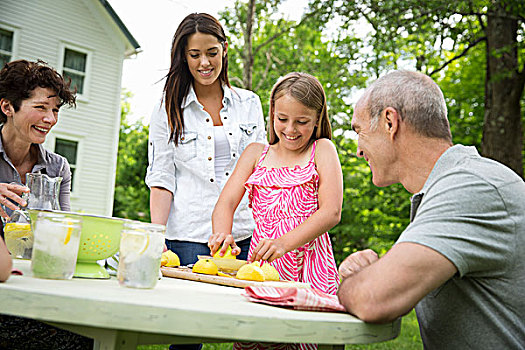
<box><xmin>4</xmin><ymin>222</ymin><xmax>31</xmax><ymax>233</ymax></box>
<box><xmin>139</xmin><ymin>235</ymin><xmax>150</xmax><ymax>254</ymax></box>
<box><xmin>217</xmin><ymin>271</ymin><xmax>234</xmax><ymax>278</ymax></box>
<box><xmin>4</xmin><ymin>223</ymin><xmax>33</xmax><ymax>258</ymax></box>
<box><xmin>121</xmin><ymin>232</ymin><xmax>150</xmax><ymax>255</ymax></box>
<box><xmin>64</xmin><ymin>226</ymin><xmax>73</xmax><ymax>245</ymax></box>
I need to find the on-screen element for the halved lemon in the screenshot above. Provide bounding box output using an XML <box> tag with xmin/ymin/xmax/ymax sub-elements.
<box><xmin>236</xmin><ymin>263</ymin><xmax>265</xmax><ymax>282</ymax></box>
<box><xmin>192</xmin><ymin>259</ymin><xmax>218</xmax><ymax>275</ymax></box>
<box><xmin>161</xmin><ymin>250</ymin><xmax>180</xmax><ymax>267</ymax></box>
<box><xmin>213</xmin><ymin>245</ymin><xmax>236</xmax><ymax>259</ymax></box>
<box><xmin>260</xmin><ymin>262</ymin><xmax>280</xmax><ymax>281</ymax></box>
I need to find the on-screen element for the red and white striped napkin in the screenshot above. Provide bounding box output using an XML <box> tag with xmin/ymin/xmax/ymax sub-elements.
<box><xmin>243</xmin><ymin>286</ymin><xmax>346</xmax><ymax>312</ymax></box>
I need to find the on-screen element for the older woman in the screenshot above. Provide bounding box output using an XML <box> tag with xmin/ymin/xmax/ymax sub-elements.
<box><xmin>0</xmin><ymin>59</ymin><xmax>75</xmax><ymax>222</ymax></box>
<box><xmin>0</xmin><ymin>59</ymin><xmax>93</xmax><ymax>349</ymax></box>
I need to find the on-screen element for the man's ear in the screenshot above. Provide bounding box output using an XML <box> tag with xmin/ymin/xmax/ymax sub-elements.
<box><xmin>383</xmin><ymin>107</ymin><xmax>399</xmax><ymax>140</ymax></box>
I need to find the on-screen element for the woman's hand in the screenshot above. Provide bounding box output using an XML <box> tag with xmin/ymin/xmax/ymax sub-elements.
<box><xmin>249</xmin><ymin>238</ymin><xmax>287</xmax><ymax>263</ymax></box>
<box><xmin>208</xmin><ymin>232</ymin><xmax>240</xmax><ymax>257</ymax></box>
<box><xmin>338</xmin><ymin>249</ymin><xmax>379</xmax><ymax>279</ymax></box>
<box><xmin>0</xmin><ymin>183</ymin><xmax>29</xmax><ymax>220</ymax></box>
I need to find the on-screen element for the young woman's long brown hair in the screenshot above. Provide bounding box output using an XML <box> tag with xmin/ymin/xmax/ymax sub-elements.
<box><xmin>163</xmin><ymin>13</ymin><xmax>231</xmax><ymax>145</ymax></box>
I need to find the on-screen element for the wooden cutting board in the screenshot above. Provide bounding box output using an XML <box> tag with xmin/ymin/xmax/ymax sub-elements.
<box><xmin>161</xmin><ymin>266</ymin><xmax>311</xmax><ymax>289</ymax></box>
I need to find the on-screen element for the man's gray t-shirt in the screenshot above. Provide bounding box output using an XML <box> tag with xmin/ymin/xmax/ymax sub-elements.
<box><xmin>397</xmin><ymin>145</ymin><xmax>525</xmax><ymax>349</ymax></box>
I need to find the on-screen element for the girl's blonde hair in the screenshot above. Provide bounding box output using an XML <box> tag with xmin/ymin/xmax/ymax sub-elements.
<box><xmin>268</xmin><ymin>72</ymin><xmax>331</xmax><ymax>144</ymax></box>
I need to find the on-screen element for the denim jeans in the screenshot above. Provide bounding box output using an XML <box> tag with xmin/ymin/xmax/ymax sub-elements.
<box><xmin>165</xmin><ymin>237</ymin><xmax>251</xmax><ymax>266</ymax></box>
<box><xmin>165</xmin><ymin>237</ymin><xmax>251</xmax><ymax>350</ymax></box>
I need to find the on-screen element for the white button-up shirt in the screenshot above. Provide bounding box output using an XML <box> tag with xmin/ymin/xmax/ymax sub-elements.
<box><xmin>146</xmin><ymin>85</ymin><xmax>267</xmax><ymax>242</ymax></box>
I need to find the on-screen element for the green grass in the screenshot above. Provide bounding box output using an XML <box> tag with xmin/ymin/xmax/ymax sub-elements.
<box><xmin>138</xmin><ymin>310</ymin><xmax>422</xmax><ymax>350</ymax></box>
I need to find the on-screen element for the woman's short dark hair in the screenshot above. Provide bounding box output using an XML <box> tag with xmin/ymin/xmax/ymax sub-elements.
<box><xmin>0</xmin><ymin>59</ymin><xmax>76</xmax><ymax>123</ymax></box>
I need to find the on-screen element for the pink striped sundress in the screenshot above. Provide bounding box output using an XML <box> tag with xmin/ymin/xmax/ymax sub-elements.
<box><xmin>233</xmin><ymin>141</ymin><xmax>339</xmax><ymax>350</ymax></box>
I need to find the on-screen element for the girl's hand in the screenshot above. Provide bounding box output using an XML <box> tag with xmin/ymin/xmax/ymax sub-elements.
<box><xmin>208</xmin><ymin>232</ymin><xmax>240</xmax><ymax>257</ymax></box>
<box><xmin>0</xmin><ymin>183</ymin><xmax>29</xmax><ymax>219</ymax></box>
<box><xmin>249</xmin><ymin>238</ymin><xmax>287</xmax><ymax>263</ymax></box>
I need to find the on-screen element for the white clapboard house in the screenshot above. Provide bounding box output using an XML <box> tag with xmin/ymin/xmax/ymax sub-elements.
<box><xmin>0</xmin><ymin>0</ymin><xmax>140</xmax><ymax>216</ymax></box>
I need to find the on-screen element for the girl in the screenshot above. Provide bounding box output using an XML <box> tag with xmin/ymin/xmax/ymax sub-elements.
<box><xmin>210</xmin><ymin>72</ymin><xmax>342</xmax><ymax>295</ymax></box>
<box><xmin>146</xmin><ymin>13</ymin><xmax>266</xmax><ymax>267</ymax></box>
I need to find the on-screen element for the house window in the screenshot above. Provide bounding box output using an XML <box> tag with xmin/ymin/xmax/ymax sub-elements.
<box><xmin>0</xmin><ymin>28</ymin><xmax>13</xmax><ymax>68</ymax></box>
<box><xmin>55</xmin><ymin>138</ymin><xmax>78</xmax><ymax>192</ymax></box>
<box><xmin>62</xmin><ymin>48</ymin><xmax>87</xmax><ymax>94</ymax></box>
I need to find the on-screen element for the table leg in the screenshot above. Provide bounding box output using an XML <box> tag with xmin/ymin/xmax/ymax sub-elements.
<box><xmin>48</xmin><ymin>322</ymin><xmax>138</xmax><ymax>350</ymax></box>
<box><xmin>93</xmin><ymin>330</ymin><xmax>138</xmax><ymax>350</ymax></box>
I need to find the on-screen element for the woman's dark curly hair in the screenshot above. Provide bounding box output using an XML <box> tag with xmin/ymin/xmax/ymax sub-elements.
<box><xmin>0</xmin><ymin>59</ymin><xmax>76</xmax><ymax>123</ymax></box>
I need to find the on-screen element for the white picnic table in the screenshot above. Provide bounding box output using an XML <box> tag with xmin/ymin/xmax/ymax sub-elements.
<box><xmin>0</xmin><ymin>259</ymin><xmax>401</xmax><ymax>349</ymax></box>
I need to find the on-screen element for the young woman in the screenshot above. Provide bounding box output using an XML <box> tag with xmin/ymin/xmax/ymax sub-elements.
<box><xmin>146</xmin><ymin>13</ymin><xmax>266</xmax><ymax>266</ymax></box>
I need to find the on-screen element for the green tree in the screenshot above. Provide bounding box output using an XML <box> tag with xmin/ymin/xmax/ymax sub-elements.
<box><xmin>438</xmin><ymin>43</ymin><xmax>486</xmax><ymax>147</ymax></box>
<box><xmin>112</xmin><ymin>91</ymin><xmax>150</xmax><ymax>221</ymax></box>
<box><xmin>311</xmin><ymin>0</ymin><xmax>525</xmax><ymax>176</ymax></box>
<box><xmin>220</xmin><ymin>1</ymin><xmax>410</xmax><ymax>262</ymax></box>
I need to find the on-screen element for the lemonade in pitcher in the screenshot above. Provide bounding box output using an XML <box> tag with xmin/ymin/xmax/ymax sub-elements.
<box><xmin>4</xmin><ymin>222</ymin><xmax>33</xmax><ymax>259</ymax></box>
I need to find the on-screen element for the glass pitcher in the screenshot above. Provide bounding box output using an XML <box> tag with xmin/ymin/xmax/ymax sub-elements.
<box><xmin>3</xmin><ymin>173</ymin><xmax>62</xmax><ymax>259</ymax></box>
<box><xmin>25</xmin><ymin>173</ymin><xmax>62</xmax><ymax>211</ymax></box>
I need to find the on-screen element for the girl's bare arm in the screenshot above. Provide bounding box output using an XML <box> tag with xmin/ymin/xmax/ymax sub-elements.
<box><xmin>210</xmin><ymin>142</ymin><xmax>265</xmax><ymax>256</ymax></box>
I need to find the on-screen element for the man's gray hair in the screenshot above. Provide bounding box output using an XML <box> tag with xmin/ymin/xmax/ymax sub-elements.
<box><xmin>365</xmin><ymin>70</ymin><xmax>452</xmax><ymax>142</ymax></box>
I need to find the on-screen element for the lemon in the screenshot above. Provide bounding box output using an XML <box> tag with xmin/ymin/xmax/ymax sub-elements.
<box><xmin>4</xmin><ymin>223</ymin><xmax>33</xmax><ymax>259</ymax></box>
<box><xmin>236</xmin><ymin>263</ymin><xmax>265</xmax><ymax>282</ymax></box>
<box><xmin>120</xmin><ymin>232</ymin><xmax>150</xmax><ymax>255</ymax></box>
<box><xmin>260</xmin><ymin>262</ymin><xmax>280</xmax><ymax>281</ymax></box>
<box><xmin>192</xmin><ymin>259</ymin><xmax>218</xmax><ymax>275</ymax></box>
<box><xmin>161</xmin><ymin>250</ymin><xmax>180</xmax><ymax>267</ymax></box>
<box><xmin>217</xmin><ymin>271</ymin><xmax>234</xmax><ymax>278</ymax></box>
<box><xmin>63</xmin><ymin>222</ymin><xmax>73</xmax><ymax>245</ymax></box>
<box><xmin>213</xmin><ymin>245</ymin><xmax>236</xmax><ymax>259</ymax></box>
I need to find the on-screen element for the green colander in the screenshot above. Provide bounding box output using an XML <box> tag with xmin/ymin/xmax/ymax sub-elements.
<box><xmin>28</xmin><ymin>210</ymin><xmax>126</xmax><ymax>279</ymax></box>
<box><xmin>74</xmin><ymin>213</ymin><xmax>125</xmax><ymax>279</ymax></box>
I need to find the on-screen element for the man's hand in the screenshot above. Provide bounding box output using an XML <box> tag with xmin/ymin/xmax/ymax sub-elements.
<box><xmin>338</xmin><ymin>249</ymin><xmax>379</xmax><ymax>279</ymax></box>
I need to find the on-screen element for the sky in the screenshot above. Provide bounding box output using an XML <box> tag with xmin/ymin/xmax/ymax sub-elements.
<box><xmin>108</xmin><ymin>0</ymin><xmax>309</xmax><ymax>124</ymax></box>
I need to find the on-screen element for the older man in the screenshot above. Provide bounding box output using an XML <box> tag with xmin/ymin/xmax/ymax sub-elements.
<box><xmin>338</xmin><ymin>70</ymin><xmax>525</xmax><ymax>349</ymax></box>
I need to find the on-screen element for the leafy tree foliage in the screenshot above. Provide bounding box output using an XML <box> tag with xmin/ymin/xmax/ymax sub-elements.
<box><xmin>112</xmin><ymin>91</ymin><xmax>150</xmax><ymax>221</ymax></box>
<box><xmin>310</xmin><ymin>0</ymin><xmax>525</xmax><ymax>176</ymax></box>
<box><xmin>113</xmin><ymin>1</ymin><xmax>522</xmax><ymax>266</ymax></box>
<box><xmin>438</xmin><ymin>43</ymin><xmax>485</xmax><ymax>148</ymax></box>
<box><xmin>220</xmin><ymin>1</ymin><xmax>411</xmax><ymax>262</ymax></box>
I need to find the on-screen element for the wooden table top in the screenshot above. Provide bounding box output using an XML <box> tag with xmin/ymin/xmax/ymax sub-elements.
<box><xmin>0</xmin><ymin>259</ymin><xmax>401</xmax><ymax>347</ymax></box>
